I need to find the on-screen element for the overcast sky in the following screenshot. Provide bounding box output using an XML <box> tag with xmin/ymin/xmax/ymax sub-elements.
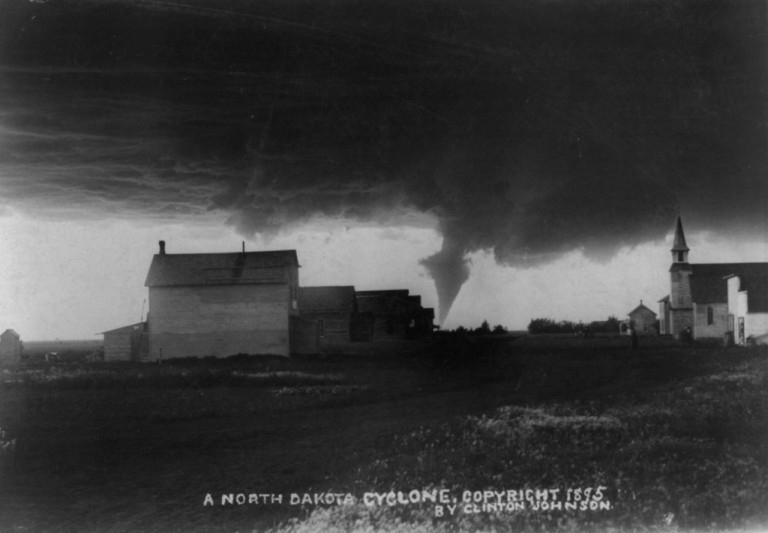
<box><xmin>1</xmin><ymin>0</ymin><xmax>766</xmax><ymax>340</ymax></box>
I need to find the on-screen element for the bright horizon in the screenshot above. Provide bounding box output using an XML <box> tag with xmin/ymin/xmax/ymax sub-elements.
<box><xmin>3</xmin><ymin>209</ymin><xmax>766</xmax><ymax>342</ymax></box>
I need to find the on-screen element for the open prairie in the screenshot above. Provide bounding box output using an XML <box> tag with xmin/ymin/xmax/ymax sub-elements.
<box><xmin>1</xmin><ymin>336</ymin><xmax>766</xmax><ymax>533</ymax></box>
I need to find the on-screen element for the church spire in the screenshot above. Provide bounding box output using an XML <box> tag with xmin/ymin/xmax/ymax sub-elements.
<box><xmin>671</xmin><ymin>216</ymin><xmax>689</xmax><ymax>263</ymax></box>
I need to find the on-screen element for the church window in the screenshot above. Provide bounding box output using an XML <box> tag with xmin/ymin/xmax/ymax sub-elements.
<box><xmin>677</xmin><ymin>251</ymin><xmax>684</xmax><ymax>262</ymax></box>
<box><xmin>707</xmin><ymin>306</ymin><xmax>713</xmax><ymax>325</ymax></box>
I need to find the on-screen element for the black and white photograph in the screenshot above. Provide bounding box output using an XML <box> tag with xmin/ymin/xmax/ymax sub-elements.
<box><xmin>0</xmin><ymin>0</ymin><xmax>767</xmax><ymax>531</ymax></box>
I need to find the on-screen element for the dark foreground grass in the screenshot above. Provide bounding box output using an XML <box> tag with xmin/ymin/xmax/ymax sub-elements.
<box><xmin>0</xmin><ymin>337</ymin><xmax>766</xmax><ymax>532</ymax></box>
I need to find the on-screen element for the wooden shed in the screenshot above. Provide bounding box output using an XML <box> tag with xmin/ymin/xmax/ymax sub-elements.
<box><xmin>0</xmin><ymin>329</ymin><xmax>22</xmax><ymax>367</ymax></box>
<box><xmin>102</xmin><ymin>322</ymin><xmax>149</xmax><ymax>362</ymax></box>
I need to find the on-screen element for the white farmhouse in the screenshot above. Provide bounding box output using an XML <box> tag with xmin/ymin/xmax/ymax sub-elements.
<box><xmin>144</xmin><ymin>241</ymin><xmax>300</xmax><ymax>359</ymax></box>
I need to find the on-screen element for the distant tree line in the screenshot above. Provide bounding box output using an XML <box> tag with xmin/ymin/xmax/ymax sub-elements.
<box><xmin>527</xmin><ymin>316</ymin><xmax>622</xmax><ymax>335</ymax></box>
<box><xmin>438</xmin><ymin>320</ymin><xmax>509</xmax><ymax>337</ymax></box>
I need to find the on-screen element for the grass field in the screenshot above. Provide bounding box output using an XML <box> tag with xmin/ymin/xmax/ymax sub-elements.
<box><xmin>0</xmin><ymin>335</ymin><xmax>766</xmax><ymax>532</ymax></box>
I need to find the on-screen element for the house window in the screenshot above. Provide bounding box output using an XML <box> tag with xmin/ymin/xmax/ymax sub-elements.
<box><xmin>727</xmin><ymin>314</ymin><xmax>734</xmax><ymax>332</ymax></box>
<box><xmin>707</xmin><ymin>306</ymin><xmax>713</xmax><ymax>325</ymax></box>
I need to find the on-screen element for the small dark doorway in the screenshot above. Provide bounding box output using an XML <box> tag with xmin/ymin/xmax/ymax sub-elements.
<box><xmin>738</xmin><ymin>317</ymin><xmax>745</xmax><ymax>345</ymax></box>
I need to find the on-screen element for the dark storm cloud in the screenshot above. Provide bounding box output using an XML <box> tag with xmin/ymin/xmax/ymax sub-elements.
<box><xmin>1</xmin><ymin>0</ymin><xmax>766</xmax><ymax>320</ymax></box>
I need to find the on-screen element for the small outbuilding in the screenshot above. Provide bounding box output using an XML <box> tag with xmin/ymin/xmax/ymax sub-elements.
<box><xmin>626</xmin><ymin>301</ymin><xmax>658</xmax><ymax>335</ymax></box>
<box><xmin>0</xmin><ymin>329</ymin><xmax>22</xmax><ymax>367</ymax></box>
<box><xmin>102</xmin><ymin>322</ymin><xmax>149</xmax><ymax>361</ymax></box>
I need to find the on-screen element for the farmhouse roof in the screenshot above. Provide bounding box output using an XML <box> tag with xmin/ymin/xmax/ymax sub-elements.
<box><xmin>299</xmin><ymin>286</ymin><xmax>356</xmax><ymax>313</ymax></box>
<box><xmin>689</xmin><ymin>263</ymin><xmax>768</xmax><ymax>304</ymax></box>
<box><xmin>145</xmin><ymin>250</ymin><xmax>299</xmax><ymax>287</ymax></box>
<box><xmin>628</xmin><ymin>302</ymin><xmax>656</xmax><ymax>317</ymax></box>
<box><xmin>1</xmin><ymin>329</ymin><xmax>19</xmax><ymax>339</ymax></box>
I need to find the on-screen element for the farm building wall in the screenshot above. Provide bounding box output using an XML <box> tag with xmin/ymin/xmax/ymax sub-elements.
<box><xmin>727</xmin><ymin>277</ymin><xmax>743</xmax><ymax>318</ymax></box>
<box><xmin>148</xmin><ymin>284</ymin><xmax>291</xmax><ymax>358</ymax></box>
<box><xmin>104</xmin><ymin>331</ymin><xmax>132</xmax><ymax>361</ymax></box>
<box><xmin>371</xmin><ymin>316</ymin><xmax>407</xmax><ymax>340</ymax></box>
<box><xmin>734</xmin><ymin>291</ymin><xmax>749</xmax><ymax>344</ymax></box>
<box><xmin>628</xmin><ymin>308</ymin><xmax>657</xmax><ymax>335</ymax></box>
<box><xmin>658</xmin><ymin>299</ymin><xmax>669</xmax><ymax>334</ymax></box>
<box><xmin>0</xmin><ymin>330</ymin><xmax>21</xmax><ymax>367</ymax></box>
<box><xmin>746</xmin><ymin>312</ymin><xmax>768</xmax><ymax>343</ymax></box>
<box><xmin>103</xmin><ymin>323</ymin><xmax>149</xmax><ymax>361</ymax></box>
<box><xmin>355</xmin><ymin>291</ymin><xmax>434</xmax><ymax>341</ymax></box>
<box><xmin>287</xmin><ymin>265</ymin><xmax>300</xmax><ymax>314</ymax></box>
<box><xmin>301</xmin><ymin>311</ymin><xmax>351</xmax><ymax>348</ymax></box>
<box><xmin>290</xmin><ymin>315</ymin><xmax>319</xmax><ymax>354</ymax></box>
<box><xmin>692</xmin><ymin>302</ymin><xmax>728</xmax><ymax>340</ymax></box>
<box><xmin>350</xmin><ymin>315</ymin><xmax>373</xmax><ymax>342</ymax></box>
<box><xmin>296</xmin><ymin>286</ymin><xmax>356</xmax><ymax>350</ymax></box>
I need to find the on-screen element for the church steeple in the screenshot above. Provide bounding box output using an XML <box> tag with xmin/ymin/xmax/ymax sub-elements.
<box><xmin>671</xmin><ymin>216</ymin><xmax>689</xmax><ymax>263</ymax></box>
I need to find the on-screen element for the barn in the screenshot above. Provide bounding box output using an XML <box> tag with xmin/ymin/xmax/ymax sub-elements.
<box><xmin>144</xmin><ymin>241</ymin><xmax>300</xmax><ymax>359</ymax></box>
<box><xmin>0</xmin><ymin>329</ymin><xmax>22</xmax><ymax>367</ymax></box>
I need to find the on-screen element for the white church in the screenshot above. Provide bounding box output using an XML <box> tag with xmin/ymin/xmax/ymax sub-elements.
<box><xmin>658</xmin><ymin>217</ymin><xmax>768</xmax><ymax>345</ymax></box>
